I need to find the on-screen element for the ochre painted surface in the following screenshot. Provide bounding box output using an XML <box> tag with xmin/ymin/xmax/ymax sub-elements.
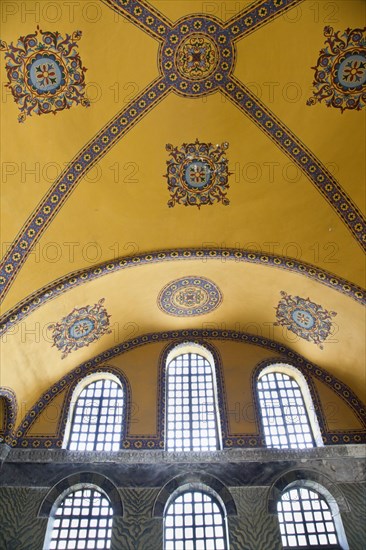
<box><xmin>12</xmin><ymin>340</ymin><xmax>365</xmax><ymax>438</ymax></box>
<box><xmin>1</xmin><ymin>258</ymin><xmax>365</xmax><ymax>423</ymax></box>
<box><xmin>108</xmin><ymin>342</ymin><xmax>164</xmax><ymax>436</ymax></box>
<box><xmin>27</xmin><ymin>390</ymin><xmax>66</xmax><ymax>436</ymax></box>
<box><xmin>1</xmin><ymin>0</ymin><xmax>365</xmax><ymax>435</ymax></box>
<box><xmin>313</xmin><ymin>378</ymin><xmax>364</xmax><ymax>432</ymax></box>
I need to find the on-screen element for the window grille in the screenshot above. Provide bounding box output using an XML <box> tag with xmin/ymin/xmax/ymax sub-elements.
<box><xmin>166</xmin><ymin>352</ymin><xmax>219</xmax><ymax>452</ymax></box>
<box><xmin>278</xmin><ymin>487</ymin><xmax>340</xmax><ymax>548</ymax></box>
<box><xmin>165</xmin><ymin>491</ymin><xmax>228</xmax><ymax>550</ymax></box>
<box><xmin>257</xmin><ymin>372</ymin><xmax>314</xmax><ymax>449</ymax></box>
<box><xmin>49</xmin><ymin>488</ymin><xmax>113</xmax><ymax>549</ymax></box>
<box><xmin>68</xmin><ymin>379</ymin><xmax>124</xmax><ymax>451</ymax></box>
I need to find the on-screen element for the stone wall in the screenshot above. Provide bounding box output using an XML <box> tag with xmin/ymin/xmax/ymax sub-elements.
<box><xmin>0</xmin><ymin>445</ymin><xmax>365</xmax><ymax>550</ymax></box>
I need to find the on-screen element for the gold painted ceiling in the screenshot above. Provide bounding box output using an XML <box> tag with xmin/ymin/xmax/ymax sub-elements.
<box><xmin>0</xmin><ymin>1</ymin><xmax>365</xmax><ymax>429</ymax></box>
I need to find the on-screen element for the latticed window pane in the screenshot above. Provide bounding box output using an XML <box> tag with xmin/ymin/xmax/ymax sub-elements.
<box><xmin>166</xmin><ymin>353</ymin><xmax>219</xmax><ymax>451</ymax></box>
<box><xmin>164</xmin><ymin>491</ymin><xmax>228</xmax><ymax>550</ymax></box>
<box><xmin>49</xmin><ymin>488</ymin><xmax>113</xmax><ymax>549</ymax></box>
<box><xmin>278</xmin><ymin>487</ymin><xmax>339</xmax><ymax>548</ymax></box>
<box><xmin>68</xmin><ymin>379</ymin><xmax>124</xmax><ymax>451</ymax></box>
<box><xmin>257</xmin><ymin>372</ymin><xmax>314</xmax><ymax>449</ymax></box>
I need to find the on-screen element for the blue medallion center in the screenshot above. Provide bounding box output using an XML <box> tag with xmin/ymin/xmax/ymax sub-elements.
<box><xmin>336</xmin><ymin>52</ymin><xmax>366</xmax><ymax>90</ymax></box>
<box><xmin>292</xmin><ymin>309</ymin><xmax>315</xmax><ymax>329</ymax></box>
<box><xmin>27</xmin><ymin>54</ymin><xmax>65</xmax><ymax>93</ymax></box>
<box><xmin>68</xmin><ymin>317</ymin><xmax>95</xmax><ymax>339</ymax></box>
<box><xmin>184</xmin><ymin>160</ymin><xmax>212</xmax><ymax>189</ymax></box>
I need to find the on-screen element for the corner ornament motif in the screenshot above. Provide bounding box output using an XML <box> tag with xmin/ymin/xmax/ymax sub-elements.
<box><xmin>275</xmin><ymin>291</ymin><xmax>337</xmax><ymax>349</ymax></box>
<box><xmin>307</xmin><ymin>26</ymin><xmax>366</xmax><ymax>112</ymax></box>
<box><xmin>1</xmin><ymin>26</ymin><xmax>90</xmax><ymax>122</ymax></box>
<box><xmin>165</xmin><ymin>139</ymin><xmax>231</xmax><ymax>208</ymax></box>
<box><xmin>49</xmin><ymin>299</ymin><xmax>112</xmax><ymax>359</ymax></box>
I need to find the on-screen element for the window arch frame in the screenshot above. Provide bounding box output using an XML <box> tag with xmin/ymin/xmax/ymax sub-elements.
<box><xmin>164</xmin><ymin>341</ymin><xmax>223</xmax><ymax>452</ymax></box>
<box><xmin>40</xmin><ymin>473</ymin><xmax>122</xmax><ymax>550</ymax></box>
<box><xmin>277</xmin><ymin>480</ymin><xmax>349</xmax><ymax>550</ymax></box>
<box><xmin>42</xmin><ymin>482</ymin><xmax>115</xmax><ymax>550</ymax></box>
<box><xmin>256</xmin><ymin>362</ymin><xmax>324</xmax><ymax>449</ymax></box>
<box><xmin>62</xmin><ymin>371</ymin><xmax>127</xmax><ymax>451</ymax></box>
<box><xmin>163</xmin><ymin>482</ymin><xmax>230</xmax><ymax>550</ymax></box>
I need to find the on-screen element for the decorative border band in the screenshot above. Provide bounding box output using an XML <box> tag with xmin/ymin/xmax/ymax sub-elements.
<box><xmin>1</xmin><ymin>0</ymin><xmax>364</xmax><ymax>303</ymax></box>
<box><xmin>222</xmin><ymin>77</ymin><xmax>366</xmax><ymax>249</ymax></box>
<box><xmin>13</xmin><ymin>330</ymin><xmax>366</xmax><ymax>449</ymax></box>
<box><xmin>1</xmin><ymin>248</ymin><xmax>364</xmax><ymax>337</ymax></box>
<box><xmin>102</xmin><ymin>0</ymin><xmax>305</xmax><ymax>43</ymax></box>
<box><xmin>0</xmin><ymin>387</ymin><xmax>18</xmax><ymax>445</ymax></box>
<box><xmin>0</xmin><ymin>77</ymin><xmax>169</xmax><ymax>302</ymax></box>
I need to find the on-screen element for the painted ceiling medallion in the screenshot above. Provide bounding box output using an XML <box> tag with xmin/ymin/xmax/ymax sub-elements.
<box><xmin>165</xmin><ymin>139</ymin><xmax>231</xmax><ymax>208</ymax></box>
<box><xmin>160</xmin><ymin>16</ymin><xmax>235</xmax><ymax>97</ymax></box>
<box><xmin>275</xmin><ymin>291</ymin><xmax>337</xmax><ymax>349</ymax></box>
<box><xmin>49</xmin><ymin>299</ymin><xmax>111</xmax><ymax>359</ymax></box>
<box><xmin>1</xmin><ymin>26</ymin><xmax>90</xmax><ymax>122</ymax></box>
<box><xmin>307</xmin><ymin>26</ymin><xmax>366</xmax><ymax>112</ymax></box>
<box><xmin>158</xmin><ymin>277</ymin><xmax>222</xmax><ymax>316</ymax></box>
<box><xmin>175</xmin><ymin>34</ymin><xmax>219</xmax><ymax>80</ymax></box>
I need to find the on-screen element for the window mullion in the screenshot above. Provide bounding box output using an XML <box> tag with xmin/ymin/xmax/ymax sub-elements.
<box><xmin>93</xmin><ymin>380</ymin><xmax>105</xmax><ymax>451</ymax></box>
<box><xmin>189</xmin><ymin>354</ymin><xmax>193</xmax><ymax>451</ymax></box>
<box><xmin>276</xmin><ymin>375</ymin><xmax>291</xmax><ymax>448</ymax></box>
<box><xmin>298</xmin><ymin>488</ymin><xmax>311</xmax><ymax>548</ymax></box>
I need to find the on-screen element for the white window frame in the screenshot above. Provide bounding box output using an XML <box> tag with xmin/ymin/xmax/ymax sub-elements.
<box><xmin>258</xmin><ymin>363</ymin><xmax>323</xmax><ymax>448</ymax></box>
<box><xmin>43</xmin><ymin>483</ymin><xmax>114</xmax><ymax>550</ymax></box>
<box><xmin>165</xmin><ymin>342</ymin><xmax>223</xmax><ymax>451</ymax></box>
<box><xmin>62</xmin><ymin>372</ymin><xmax>124</xmax><ymax>450</ymax></box>
<box><xmin>278</xmin><ymin>480</ymin><xmax>349</xmax><ymax>550</ymax></box>
<box><xmin>164</xmin><ymin>483</ymin><xmax>230</xmax><ymax>550</ymax></box>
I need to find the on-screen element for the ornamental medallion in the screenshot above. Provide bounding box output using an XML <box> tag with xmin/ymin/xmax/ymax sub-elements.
<box><xmin>49</xmin><ymin>299</ymin><xmax>111</xmax><ymax>359</ymax></box>
<box><xmin>1</xmin><ymin>26</ymin><xmax>90</xmax><ymax>122</ymax></box>
<box><xmin>165</xmin><ymin>139</ymin><xmax>231</xmax><ymax>208</ymax></box>
<box><xmin>175</xmin><ymin>34</ymin><xmax>219</xmax><ymax>80</ymax></box>
<box><xmin>275</xmin><ymin>291</ymin><xmax>337</xmax><ymax>349</ymax></box>
<box><xmin>158</xmin><ymin>277</ymin><xmax>222</xmax><ymax>316</ymax></box>
<box><xmin>308</xmin><ymin>26</ymin><xmax>366</xmax><ymax>112</ymax></box>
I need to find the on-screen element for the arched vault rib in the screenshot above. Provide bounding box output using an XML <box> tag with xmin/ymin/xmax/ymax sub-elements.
<box><xmin>1</xmin><ymin>0</ymin><xmax>364</xmax><ymax>304</ymax></box>
<box><xmin>0</xmin><ymin>77</ymin><xmax>170</xmax><ymax>302</ymax></box>
<box><xmin>0</xmin><ymin>248</ymin><xmax>364</xmax><ymax>337</ymax></box>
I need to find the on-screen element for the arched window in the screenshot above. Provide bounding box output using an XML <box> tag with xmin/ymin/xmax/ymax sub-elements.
<box><xmin>277</xmin><ymin>483</ymin><xmax>349</xmax><ymax>549</ymax></box>
<box><xmin>165</xmin><ymin>343</ymin><xmax>221</xmax><ymax>452</ymax></box>
<box><xmin>164</xmin><ymin>489</ymin><xmax>229</xmax><ymax>549</ymax></box>
<box><xmin>257</xmin><ymin>364</ymin><xmax>322</xmax><ymax>449</ymax></box>
<box><xmin>44</xmin><ymin>486</ymin><xmax>114</xmax><ymax>549</ymax></box>
<box><xmin>64</xmin><ymin>374</ymin><xmax>125</xmax><ymax>451</ymax></box>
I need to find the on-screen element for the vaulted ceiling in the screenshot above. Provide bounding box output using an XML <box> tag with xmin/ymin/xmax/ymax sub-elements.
<box><xmin>1</xmin><ymin>0</ymin><xmax>365</xmax><ymax>417</ymax></box>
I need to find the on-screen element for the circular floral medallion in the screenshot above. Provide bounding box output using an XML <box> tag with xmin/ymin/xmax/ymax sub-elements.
<box><xmin>1</xmin><ymin>27</ymin><xmax>89</xmax><ymax>122</ymax></box>
<box><xmin>165</xmin><ymin>139</ymin><xmax>230</xmax><ymax>208</ymax></box>
<box><xmin>158</xmin><ymin>276</ymin><xmax>222</xmax><ymax>316</ymax></box>
<box><xmin>68</xmin><ymin>317</ymin><xmax>95</xmax><ymax>339</ymax></box>
<box><xmin>49</xmin><ymin>299</ymin><xmax>111</xmax><ymax>359</ymax></box>
<box><xmin>291</xmin><ymin>308</ymin><xmax>315</xmax><ymax>329</ymax></box>
<box><xmin>26</xmin><ymin>53</ymin><xmax>66</xmax><ymax>94</ymax></box>
<box><xmin>175</xmin><ymin>34</ymin><xmax>219</xmax><ymax>81</ymax></box>
<box><xmin>181</xmin><ymin>158</ymin><xmax>215</xmax><ymax>191</ymax></box>
<box><xmin>308</xmin><ymin>27</ymin><xmax>366</xmax><ymax>112</ymax></box>
<box><xmin>275</xmin><ymin>291</ymin><xmax>337</xmax><ymax>349</ymax></box>
<box><xmin>333</xmin><ymin>50</ymin><xmax>366</xmax><ymax>91</ymax></box>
